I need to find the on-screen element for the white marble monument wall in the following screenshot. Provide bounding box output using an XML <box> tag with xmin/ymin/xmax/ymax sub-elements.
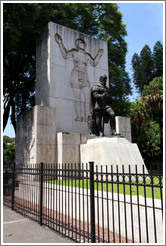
<box><xmin>16</xmin><ymin>106</ymin><xmax>56</xmax><ymax>165</ymax></box>
<box><xmin>36</xmin><ymin>21</ymin><xmax>109</xmax><ymax>134</ymax></box>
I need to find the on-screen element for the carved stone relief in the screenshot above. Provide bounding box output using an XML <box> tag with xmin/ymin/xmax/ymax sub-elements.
<box><xmin>55</xmin><ymin>33</ymin><xmax>104</xmax><ymax>122</ymax></box>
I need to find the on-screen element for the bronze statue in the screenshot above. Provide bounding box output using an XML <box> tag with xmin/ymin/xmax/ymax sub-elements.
<box><xmin>89</xmin><ymin>74</ymin><xmax>115</xmax><ymax>137</ymax></box>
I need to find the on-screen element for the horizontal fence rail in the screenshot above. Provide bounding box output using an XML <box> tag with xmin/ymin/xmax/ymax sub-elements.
<box><xmin>3</xmin><ymin>162</ymin><xmax>163</xmax><ymax>243</ymax></box>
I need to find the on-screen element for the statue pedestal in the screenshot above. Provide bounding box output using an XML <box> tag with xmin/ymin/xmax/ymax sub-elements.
<box><xmin>80</xmin><ymin>137</ymin><xmax>148</xmax><ymax>174</ymax></box>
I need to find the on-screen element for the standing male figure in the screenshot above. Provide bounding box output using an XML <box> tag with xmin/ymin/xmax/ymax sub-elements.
<box><xmin>90</xmin><ymin>74</ymin><xmax>115</xmax><ymax>136</ymax></box>
<box><xmin>55</xmin><ymin>33</ymin><xmax>104</xmax><ymax>122</ymax></box>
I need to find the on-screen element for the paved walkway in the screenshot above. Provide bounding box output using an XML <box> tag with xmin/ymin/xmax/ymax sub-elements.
<box><xmin>3</xmin><ymin>205</ymin><xmax>73</xmax><ymax>244</ymax></box>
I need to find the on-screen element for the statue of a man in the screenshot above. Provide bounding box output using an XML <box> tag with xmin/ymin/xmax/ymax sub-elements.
<box><xmin>90</xmin><ymin>74</ymin><xmax>115</xmax><ymax>136</ymax></box>
<box><xmin>55</xmin><ymin>33</ymin><xmax>104</xmax><ymax>122</ymax></box>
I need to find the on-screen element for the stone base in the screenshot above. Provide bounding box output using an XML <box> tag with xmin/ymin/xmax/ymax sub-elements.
<box><xmin>80</xmin><ymin>137</ymin><xmax>148</xmax><ymax>173</ymax></box>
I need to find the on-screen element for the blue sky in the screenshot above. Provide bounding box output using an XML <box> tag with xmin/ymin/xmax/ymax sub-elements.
<box><xmin>3</xmin><ymin>1</ymin><xmax>164</xmax><ymax>138</ymax></box>
<box><xmin>118</xmin><ymin>2</ymin><xmax>164</xmax><ymax>98</ymax></box>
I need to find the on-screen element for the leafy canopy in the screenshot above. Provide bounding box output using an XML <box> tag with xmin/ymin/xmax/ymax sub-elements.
<box><xmin>128</xmin><ymin>100</ymin><xmax>162</xmax><ymax>166</ymax></box>
<box><xmin>131</xmin><ymin>41</ymin><xmax>163</xmax><ymax>93</ymax></box>
<box><xmin>3</xmin><ymin>136</ymin><xmax>16</xmax><ymax>168</ymax></box>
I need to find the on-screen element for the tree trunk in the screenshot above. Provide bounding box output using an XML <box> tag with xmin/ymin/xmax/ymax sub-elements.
<box><xmin>11</xmin><ymin>99</ymin><xmax>16</xmax><ymax>134</ymax></box>
<box><xmin>3</xmin><ymin>100</ymin><xmax>11</xmax><ymax>131</ymax></box>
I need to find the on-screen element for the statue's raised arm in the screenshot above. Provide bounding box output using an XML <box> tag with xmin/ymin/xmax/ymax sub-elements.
<box><xmin>87</xmin><ymin>49</ymin><xmax>104</xmax><ymax>67</ymax></box>
<box><xmin>55</xmin><ymin>33</ymin><xmax>74</xmax><ymax>59</ymax></box>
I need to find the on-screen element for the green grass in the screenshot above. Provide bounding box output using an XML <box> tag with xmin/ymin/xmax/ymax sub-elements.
<box><xmin>46</xmin><ymin>177</ymin><xmax>163</xmax><ymax>200</ymax></box>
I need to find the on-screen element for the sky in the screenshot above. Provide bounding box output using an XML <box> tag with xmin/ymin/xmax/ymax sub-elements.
<box><xmin>3</xmin><ymin>1</ymin><xmax>164</xmax><ymax>138</ymax></box>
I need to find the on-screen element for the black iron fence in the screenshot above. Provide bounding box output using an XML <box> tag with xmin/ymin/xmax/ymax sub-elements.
<box><xmin>3</xmin><ymin>163</ymin><xmax>163</xmax><ymax>243</ymax></box>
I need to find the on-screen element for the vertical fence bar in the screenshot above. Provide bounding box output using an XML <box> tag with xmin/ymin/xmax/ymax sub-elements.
<box><xmin>61</xmin><ymin>163</ymin><xmax>64</xmax><ymax>234</ymax></box>
<box><xmin>158</xmin><ymin>165</ymin><xmax>163</xmax><ymax>218</ymax></box>
<box><xmin>75</xmin><ymin>163</ymin><xmax>77</xmax><ymax>241</ymax></box>
<box><xmin>67</xmin><ymin>163</ymin><xmax>70</xmax><ymax>238</ymax></box>
<box><xmin>58</xmin><ymin>163</ymin><xmax>61</xmax><ymax>233</ymax></box>
<box><xmin>40</xmin><ymin>162</ymin><xmax>44</xmax><ymax>226</ymax></box>
<box><xmin>71</xmin><ymin>163</ymin><xmax>74</xmax><ymax>239</ymax></box>
<box><xmin>89</xmin><ymin>161</ymin><xmax>95</xmax><ymax>243</ymax></box>
<box><xmin>78</xmin><ymin>163</ymin><xmax>81</xmax><ymax>242</ymax></box>
<box><xmin>55</xmin><ymin>163</ymin><xmax>58</xmax><ymax>231</ymax></box>
<box><xmin>65</xmin><ymin>163</ymin><xmax>67</xmax><ymax>236</ymax></box>
<box><xmin>53</xmin><ymin>163</ymin><xmax>55</xmax><ymax>228</ymax></box>
<box><xmin>101</xmin><ymin>165</ymin><xmax>104</xmax><ymax>242</ymax></box>
<box><xmin>106</xmin><ymin>165</ymin><xmax>110</xmax><ymax>243</ymax></box>
<box><xmin>96</xmin><ymin>165</ymin><xmax>100</xmax><ymax>243</ymax></box>
<box><xmin>51</xmin><ymin>163</ymin><xmax>53</xmax><ymax>229</ymax></box>
<box><xmin>11</xmin><ymin>163</ymin><xmax>15</xmax><ymax>210</ymax></box>
<box><xmin>36</xmin><ymin>164</ymin><xmax>39</xmax><ymax>220</ymax></box>
<box><xmin>150</xmin><ymin>165</ymin><xmax>157</xmax><ymax>243</ymax></box>
<box><xmin>86</xmin><ymin>163</ymin><xmax>89</xmax><ymax>242</ymax></box>
<box><xmin>116</xmin><ymin>165</ymin><xmax>121</xmax><ymax>243</ymax></box>
<box><xmin>111</xmin><ymin>165</ymin><xmax>115</xmax><ymax>243</ymax></box>
<box><xmin>135</xmin><ymin>165</ymin><xmax>141</xmax><ymax>243</ymax></box>
<box><xmin>129</xmin><ymin>165</ymin><xmax>134</xmax><ymax>243</ymax></box>
<box><xmin>143</xmin><ymin>165</ymin><xmax>149</xmax><ymax>243</ymax></box>
<box><xmin>122</xmin><ymin>165</ymin><xmax>128</xmax><ymax>242</ymax></box>
<box><xmin>82</xmin><ymin>163</ymin><xmax>85</xmax><ymax>242</ymax></box>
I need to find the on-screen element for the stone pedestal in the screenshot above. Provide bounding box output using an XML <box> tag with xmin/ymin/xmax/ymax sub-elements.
<box><xmin>80</xmin><ymin>137</ymin><xmax>148</xmax><ymax>173</ymax></box>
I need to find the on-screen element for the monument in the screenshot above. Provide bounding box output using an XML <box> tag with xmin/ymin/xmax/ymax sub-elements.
<box><xmin>15</xmin><ymin>22</ymin><xmax>147</xmax><ymax>173</ymax></box>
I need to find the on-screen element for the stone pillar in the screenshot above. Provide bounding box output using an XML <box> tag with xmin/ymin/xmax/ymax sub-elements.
<box><xmin>16</xmin><ymin>106</ymin><xmax>56</xmax><ymax>165</ymax></box>
<box><xmin>57</xmin><ymin>132</ymin><xmax>88</xmax><ymax>164</ymax></box>
<box><xmin>116</xmin><ymin>116</ymin><xmax>132</xmax><ymax>142</ymax></box>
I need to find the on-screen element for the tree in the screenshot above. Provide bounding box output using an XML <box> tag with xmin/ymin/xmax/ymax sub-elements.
<box><xmin>131</xmin><ymin>42</ymin><xmax>163</xmax><ymax>93</ymax></box>
<box><xmin>3</xmin><ymin>136</ymin><xmax>16</xmax><ymax>168</ymax></box>
<box><xmin>128</xmin><ymin>99</ymin><xmax>149</xmax><ymax>143</ymax></box>
<box><xmin>3</xmin><ymin>3</ymin><xmax>131</xmax><ymax>133</ymax></box>
<box><xmin>128</xmin><ymin>100</ymin><xmax>161</xmax><ymax>166</ymax></box>
<box><xmin>141</xmin><ymin>120</ymin><xmax>161</xmax><ymax>168</ymax></box>
<box><xmin>141</xmin><ymin>77</ymin><xmax>163</xmax><ymax>152</ymax></box>
<box><xmin>99</xmin><ymin>3</ymin><xmax>132</xmax><ymax>115</ymax></box>
<box><xmin>153</xmin><ymin>41</ymin><xmax>163</xmax><ymax>78</ymax></box>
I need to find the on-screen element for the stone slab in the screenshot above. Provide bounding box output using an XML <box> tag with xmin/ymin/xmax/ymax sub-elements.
<box><xmin>116</xmin><ymin>116</ymin><xmax>132</xmax><ymax>142</ymax></box>
<box><xmin>57</xmin><ymin>132</ymin><xmax>89</xmax><ymax>164</ymax></box>
<box><xmin>36</xmin><ymin>22</ymin><xmax>109</xmax><ymax>134</ymax></box>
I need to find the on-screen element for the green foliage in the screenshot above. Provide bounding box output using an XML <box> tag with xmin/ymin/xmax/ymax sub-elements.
<box><xmin>141</xmin><ymin>121</ymin><xmax>161</xmax><ymax>161</ymax></box>
<box><xmin>142</xmin><ymin>77</ymin><xmax>163</xmax><ymax>118</ymax></box>
<box><xmin>128</xmin><ymin>100</ymin><xmax>162</xmax><ymax>166</ymax></box>
<box><xmin>153</xmin><ymin>41</ymin><xmax>163</xmax><ymax>78</ymax></box>
<box><xmin>128</xmin><ymin>99</ymin><xmax>150</xmax><ymax>126</ymax></box>
<box><xmin>3</xmin><ymin>136</ymin><xmax>16</xmax><ymax>168</ymax></box>
<box><xmin>3</xmin><ymin>3</ymin><xmax>131</xmax><ymax>132</ymax></box>
<box><xmin>142</xmin><ymin>76</ymin><xmax>163</xmax><ymax>155</ymax></box>
<box><xmin>131</xmin><ymin>42</ymin><xmax>163</xmax><ymax>93</ymax></box>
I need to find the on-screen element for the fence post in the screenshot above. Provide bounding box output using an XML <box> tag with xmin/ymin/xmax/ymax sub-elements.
<box><xmin>89</xmin><ymin>161</ymin><xmax>95</xmax><ymax>243</ymax></box>
<box><xmin>40</xmin><ymin>162</ymin><xmax>44</xmax><ymax>226</ymax></box>
<box><xmin>11</xmin><ymin>163</ymin><xmax>15</xmax><ymax>210</ymax></box>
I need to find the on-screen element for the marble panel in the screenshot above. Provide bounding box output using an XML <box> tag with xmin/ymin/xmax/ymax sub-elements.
<box><xmin>36</xmin><ymin>22</ymin><xmax>109</xmax><ymax>134</ymax></box>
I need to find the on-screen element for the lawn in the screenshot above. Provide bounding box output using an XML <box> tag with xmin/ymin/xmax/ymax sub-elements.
<box><xmin>46</xmin><ymin>177</ymin><xmax>163</xmax><ymax>200</ymax></box>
